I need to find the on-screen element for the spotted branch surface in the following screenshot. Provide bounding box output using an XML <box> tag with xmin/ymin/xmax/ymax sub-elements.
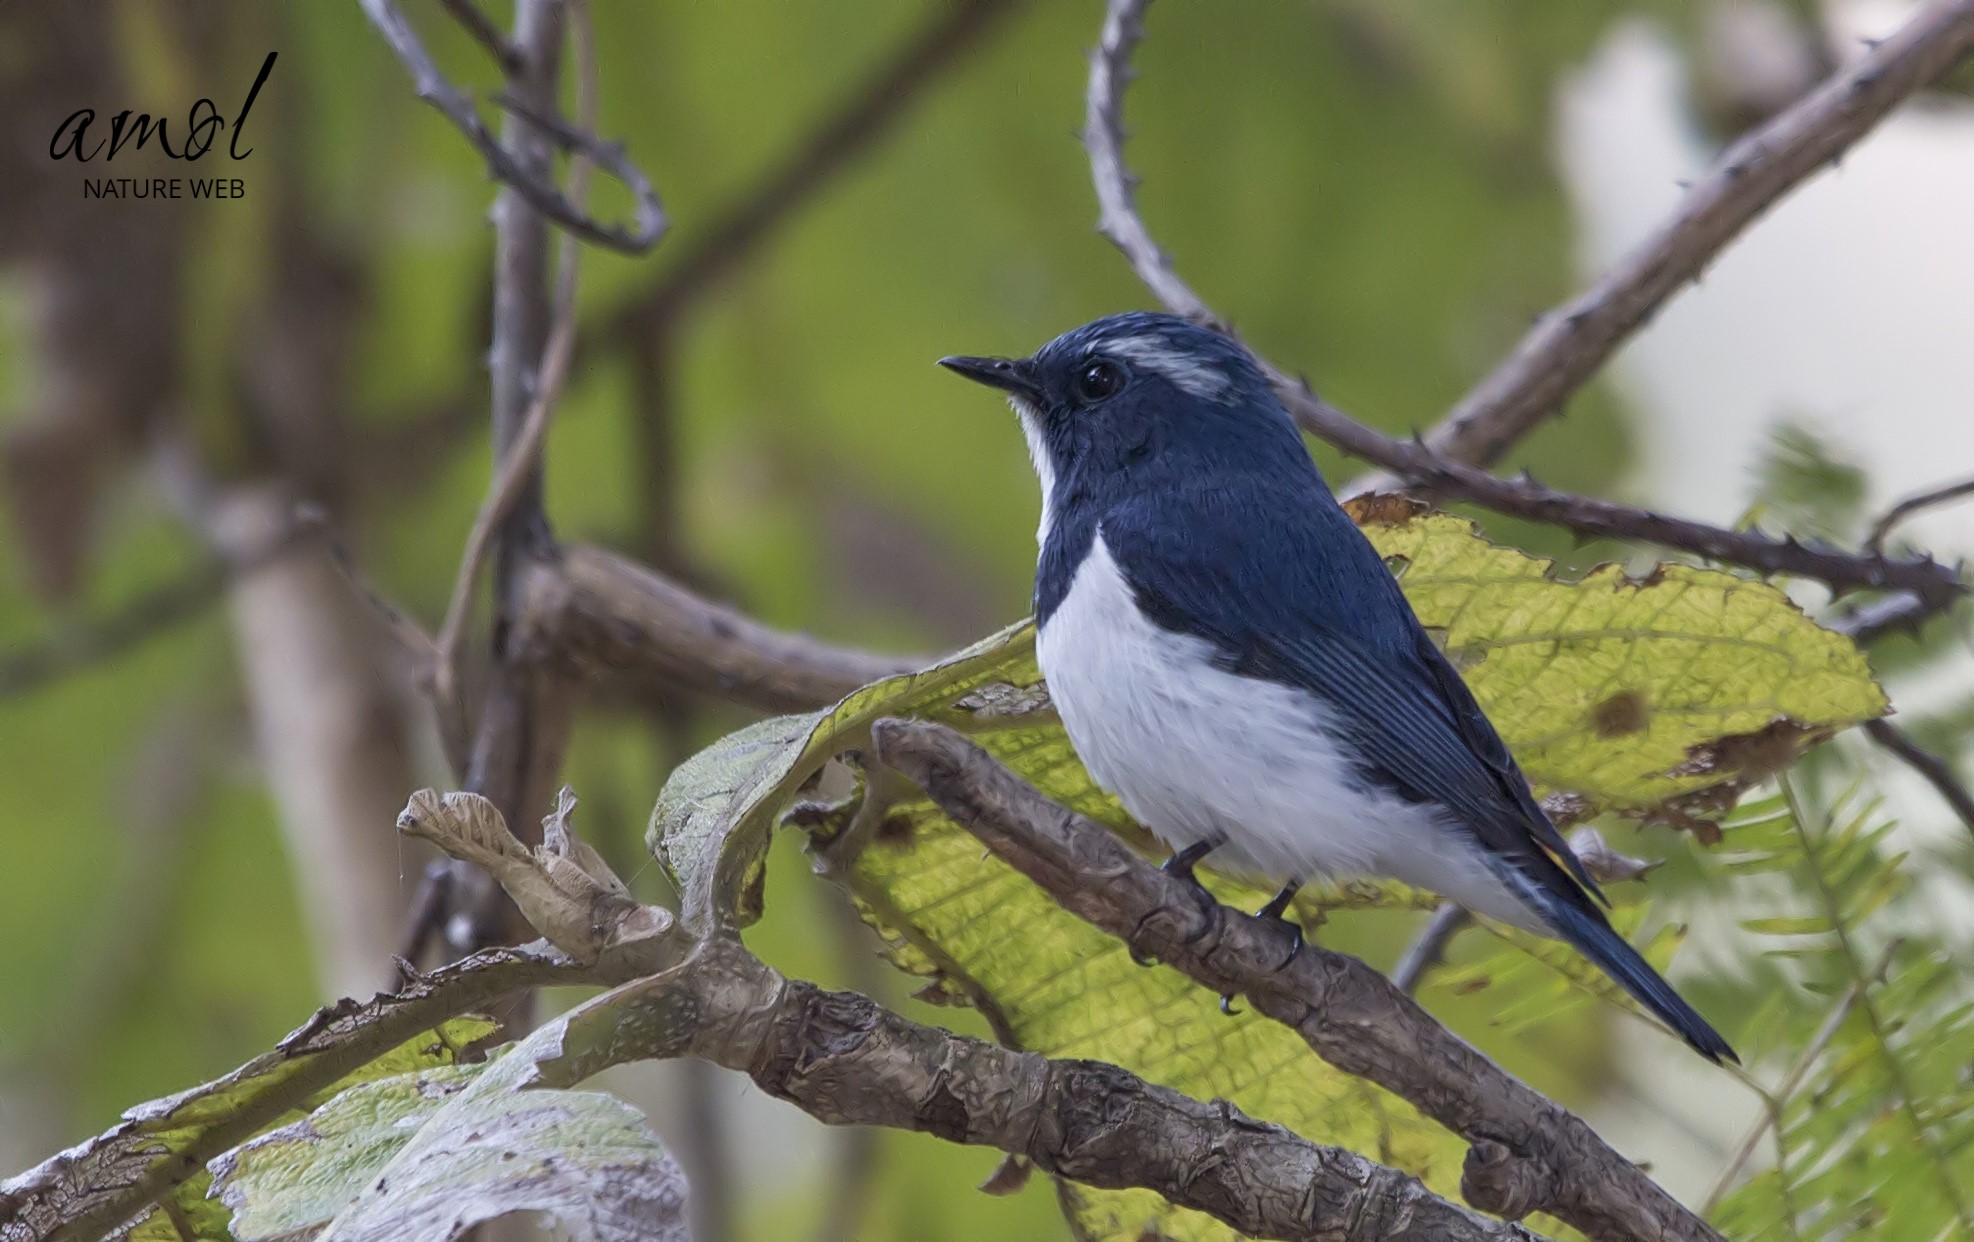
<box><xmin>873</xmin><ymin>717</ymin><xmax>1725</xmax><ymax>1242</ymax></box>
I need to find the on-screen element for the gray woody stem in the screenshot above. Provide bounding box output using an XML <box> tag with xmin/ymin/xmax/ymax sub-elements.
<box><xmin>872</xmin><ymin>717</ymin><xmax>1724</xmax><ymax>1242</ymax></box>
<box><xmin>0</xmin><ymin>945</ymin><xmax>628</xmax><ymax>1242</ymax></box>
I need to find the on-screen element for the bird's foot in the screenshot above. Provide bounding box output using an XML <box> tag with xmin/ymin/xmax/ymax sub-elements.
<box><xmin>1130</xmin><ymin>834</ymin><xmax>1228</xmax><ymax>967</ymax></box>
<box><xmin>1217</xmin><ymin>880</ymin><xmax>1306</xmax><ymax>1016</ymax></box>
<box><xmin>1257</xmin><ymin>879</ymin><xmax>1305</xmax><ymax>973</ymax></box>
<box><xmin>1160</xmin><ymin>834</ymin><xmax>1225</xmax><ymax>887</ymax></box>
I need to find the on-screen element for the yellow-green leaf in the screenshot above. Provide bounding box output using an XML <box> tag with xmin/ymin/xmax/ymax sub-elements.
<box><xmin>646</xmin><ymin>619</ymin><xmax>1044</xmax><ymax>930</ymax></box>
<box><xmin>114</xmin><ymin>1016</ymin><xmax>497</xmax><ymax>1242</ymax></box>
<box><xmin>1349</xmin><ymin>498</ymin><xmax>1887</xmax><ymax>838</ymax></box>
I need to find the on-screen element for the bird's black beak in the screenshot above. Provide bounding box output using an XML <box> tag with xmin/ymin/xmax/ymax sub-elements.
<box><xmin>938</xmin><ymin>354</ymin><xmax>1045</xmax><ymax>407</ymax></box>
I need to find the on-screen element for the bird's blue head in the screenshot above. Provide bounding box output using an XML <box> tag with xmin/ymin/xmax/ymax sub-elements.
<box><xmin>940</xmin><ymin>312</ymin><xmax>1313</xmax><ymax>539</ymax></box>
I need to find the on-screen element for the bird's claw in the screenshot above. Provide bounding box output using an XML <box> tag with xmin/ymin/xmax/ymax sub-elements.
<box><xmin>1130</xmin><ymin>841</ymin><xmax>1230</xmax><ymax>967</ymax></box>
<box><xmin>1219</xmin><ymin>992</ymin><xmax>1242</xmax><ymax>1016</ymax></box>
<box><xmin>1253</xmin><ymin>880</ymin><xmax>1306</xmax><ymax>972</ymax></box>
<box><xmin>1270</xmin><ymin>924</ymin><xmax>1304</xmax><ymax>973</ymax></box>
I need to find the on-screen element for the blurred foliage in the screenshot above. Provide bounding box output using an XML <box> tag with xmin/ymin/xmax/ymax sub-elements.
<box><xmin>1709</xmin><ymin>789</ymin><xmax>1974</xmax><ymax>1239</ymax></box>
<box><xmin>1749</xmin><ymin>424</ymin><xmax>1870</xmax><ymax>547</ymax></box>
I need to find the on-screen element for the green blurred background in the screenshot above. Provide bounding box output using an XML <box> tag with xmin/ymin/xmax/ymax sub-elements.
<box><xmin>5</xmin><ymin>1</ymin><xmax>1955</xmax><ymax>1238</ymax></box>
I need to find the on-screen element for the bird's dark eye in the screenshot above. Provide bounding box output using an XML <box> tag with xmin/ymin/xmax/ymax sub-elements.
<box><xmin>1071</xmin><ymin>358</ymin><xmax>1126</xmax><ymax>404</ymax></box>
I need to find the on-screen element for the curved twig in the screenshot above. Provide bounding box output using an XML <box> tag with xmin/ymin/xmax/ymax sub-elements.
<box><xmin>1865</xmin><ymin>475</ymin><xmax>1974</xmax><ymax>554</ymax></box>
<box><xmin>1863</xmin><ymin>718</ymin><xmax>1974</xmax><ymax>836</ymax></box>
<box><xmin>357</xmin><ymin>0</ymin><xmax>665</xmax><ymax>253</ymax></box>
<box><xmin>1084</xmin><ymin>0</ymin><xmax>1968</xmax><ymax>616</ymax></box>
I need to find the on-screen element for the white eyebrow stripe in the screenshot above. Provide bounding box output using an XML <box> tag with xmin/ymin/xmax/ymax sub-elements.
<box><xmin>1103</xmin><ymin>335</ymin><xmax>1234</xmax><ymax>403</ymax></box>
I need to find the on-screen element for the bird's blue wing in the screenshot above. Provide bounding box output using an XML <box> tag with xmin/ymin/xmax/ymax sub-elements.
<box><xmin>1101</xmin><ymin>482</ymin><xmax>1604</xmax><ymax>900</ymax></box>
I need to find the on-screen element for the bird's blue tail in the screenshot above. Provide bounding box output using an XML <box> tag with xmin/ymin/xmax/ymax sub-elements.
<box><xmin>1542</xmin><ymin>895</ymin><xmax>1738</xmax><ymax>1064</ymax></box>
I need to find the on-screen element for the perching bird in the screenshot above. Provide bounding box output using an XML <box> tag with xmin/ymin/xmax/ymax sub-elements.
<box><xmin>940</xmin><ymin>311</ymin><xmax>1735</xmax><ymax>1063</ymax></box>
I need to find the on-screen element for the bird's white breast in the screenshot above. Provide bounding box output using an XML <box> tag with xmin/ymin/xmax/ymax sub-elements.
<box><xmin>1036</xmin><ymin>532</ymin><xmax>1530</xmax><ymax>924</ymax></box>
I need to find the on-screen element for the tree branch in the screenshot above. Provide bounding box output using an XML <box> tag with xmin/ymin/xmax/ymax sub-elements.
<box><xmin>453</xmin><ymin>0</ymin><xmax>587</xmax><ymax>959</ymax></box>
<box><xmin>516</xmin><ymin>543</ymin><xmax>927</xmax><ymax>711</ymax></box>
<box><xmin>1084</xmin><ymin>0</ymin><xmax>1968</xmax><ymax>617</ymax></box>
<box><xmin>408</xmin><ymin>819</ymin><xmax>1552</xmax><ymax>1242</ymax></box>
<box><xmin>356</xmin><ymin>0</ymin><xmax>665</xmax><ymax>253</ymax></box>
<box><xmin>1420</xmin><ymin>0</ymin><xmax>1974</xmax><ymax>470</ymax></box>
<box><xmin>872</xmin><ymin>718</ymin><xmax>1724</xmax><ymax>1242</ymax></box>
<box><xmin>1863</xmin><ymin>718</ymin><xmax>1974</xmax><ymax>836</ymax></box>
<box><xmin>1300</xmin><ymin>405</ymin><xmax>1964</xmax><ymax>608</ymax></box>
<box><xmin>712</xmin><ymin>964</ymin><xmax>1546</xmax><ymax>1241</ymax></box>
<box><xmin>1390</xmin><ymin>902</ymin><xmax>1471</xmax><ymax>996</ymax></box>
<box><xmin>1865</xmin><ymin>474</ymin><xmax>1974</xmax><ymax>554</ymax></box>
<box><xmin>436</xmin><ymin>0</ymin><xmax>520</xmax><ymax>74</ymax></box>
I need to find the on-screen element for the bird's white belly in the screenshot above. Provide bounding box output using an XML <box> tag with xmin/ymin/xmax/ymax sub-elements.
<box><xmin>1037</xmin><ymin>534</ymin><xmax>1528</xmax><ymax>923</ymax></box>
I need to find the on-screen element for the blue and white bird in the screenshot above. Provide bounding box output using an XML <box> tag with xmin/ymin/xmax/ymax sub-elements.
<box><xmin>941</xmin><ymin>311</ymin><xmax>1735</xmax><ymax>1063</ymax></box>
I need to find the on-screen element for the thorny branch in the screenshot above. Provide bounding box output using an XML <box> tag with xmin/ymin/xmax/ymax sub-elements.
<box><xmin>1418</xmin><ymin>0</ymin><xmax>1974</xmax><ymax>471</ymax></box>
<box><xmin>356</xmin><ymin>0</ymin><xmax>665</xmax><ymax>253</ymax></box>
<box><xmin>1852</xmin><ymin>478</ymin><xmax>1974</xmax><ymax>839</ymax></box>
<box><xmin>873</xmin><ymin>717</ymin><xmax>1726</xmax><ymax>1242</ymax></box>
<box><xmin>1086</xmin><ymin>0</ymin><xmax>1969</xmax><ymax>618</ymax></box>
